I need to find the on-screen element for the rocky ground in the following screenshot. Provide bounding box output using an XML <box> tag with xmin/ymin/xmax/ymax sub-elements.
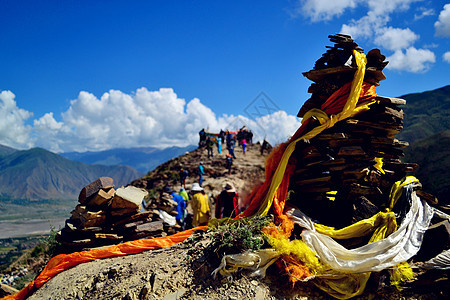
<box><xmin>25</xmin><ymin>229</ymin><xmax>449</xmax><ymax>300</ymax></box>
<box><xmin>5</xmin><ymin>143</ymin><xmax>450</xmax><ymax>299</ymax></box>
<box><xmin>27</xmin><ymin>230</ymin><xmax>323</xmax><ymax>300</ymax></box>
<box><xmin>131</xmin><ymin>142</ymin><xmax>268</xmax><ymax>212</ymax></box>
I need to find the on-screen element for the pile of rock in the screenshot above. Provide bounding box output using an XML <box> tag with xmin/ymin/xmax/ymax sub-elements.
<box><xmin>0</xmin><ymin>283</ymin><xmax>18</xmax><ymax>298</ymax></box>
<box><xmin>290</xmin><ymin>34</ymin><xmax>437</xmax><ymax>229</ymax></box>
<box><xmin>56</xmin><ymin>177</ymin><xmax>181</xmax><ymax>251</ymax></box>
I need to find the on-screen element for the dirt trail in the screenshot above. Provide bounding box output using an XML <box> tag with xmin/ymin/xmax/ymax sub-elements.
<box><xmin>131</xmin><ymin>143</ymin><xmax>268</xmax><ymax>214</ymax></box>
<box><xmin>27</xmin><ymin>231</ymin><xmax>323</xmax><ymax>300</ymax></box>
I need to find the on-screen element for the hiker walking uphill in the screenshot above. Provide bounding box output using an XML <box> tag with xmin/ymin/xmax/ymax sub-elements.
<box><xmin>227</xmin><ymin>135</ymin><xmax>236</xmax><ymax>159</ymax></box>
<box><xmin>179</xmin><ymin>187</ymin><xmax>190</xmax><ymax>230</ymax></box>
<box><xmin>247</xmin><ymin>130</ymin><xmax>253</xmax><ymax>144</ymax></box>
<box><xmin>260</xmin><ymin>139</ymin><xmax>270</xmax><ymax>155</ymax></box>
<box><xmin>216</xmin><ymin>136</ymin><xmax>222</xmax><ymax>154</ymax></box>
<box><xmin>198</xmin><ymin>162</ymin><xmax>205</xmax><ymax>187</ymax></box>
<box><xmin>215</xmin><ymin>182</ymin><xmax>239</xmax><ymax>218</ymax></box>
<box><xmin>179</xmin><ymin>168</ymin><xmax>189</xmax><ymax>189</ymax></box>
<box><xmin>163</xmin><ymin>186</ymin><xmax>186</xmax><ymax>226</ymax></box>
<box><xmin>179</xmin><ymin>187</ymin><xmax>189</xmax><ymax>203</ymax></box>
<box><xmin>198</xmin><ymin>128</ymin><xmax>206</xmax><ymax>147</ymax></box>
<box><xmin>206</xmin><ymin>136</ymin><xmax>214</xmax><ymax>158</ymax></box>
<box><xmin>241</xmin><ymin>138</ymin><xmax>247</xmax><ymax>155</ymax></box>
<box><xmin>225</xmin><ymin>154</ymin><xmax>233</xmax><ymax>175</ymax></box>
<box><xmin>219</xmin><ymin>129</ymin><xmax>226</xmax><ymax>143</ymax></box>
<box><xmin>226</xmin><ymin>130</ymin><xmax>232</xmax><ymax>147</ymax></box>
<box><xmin>190</xmin><ymin>183</ymin><xmax>210</xmax><ymax>226</ymax></box>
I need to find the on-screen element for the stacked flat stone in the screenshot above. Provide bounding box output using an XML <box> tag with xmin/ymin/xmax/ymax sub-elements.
<box><xmin>56</xmin><ymin>177</ymin><xmax>167</xmax><ymax>251</ymax></box>
<box><xmin>289</xmin><ymin>34</ymin><xmax>435</xmax><ymax>229</ymax></box>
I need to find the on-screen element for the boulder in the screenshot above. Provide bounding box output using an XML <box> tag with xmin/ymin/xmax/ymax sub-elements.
<box><xmin>80</xmin><ymin>210</ymin><xmax>107</xmax><ymax>228</ymax></box>
<box><xmin>111</xmin><ymin>186</ymin><xmax>148</xmax><ymax>210</ymax></box>
<box><xmin>1</xmin><ymin>283</ymin><xmax>19</xmax><ymax>297</ymax></box>
<box><xmin>86</xmin><ymin>187</ymin><xmax>115</xmax><ymax>207</ymax></box>
<box><xmin>79</xmin><ymin>177</ymin><xmax>114</xmax><ymax>204</ymax></box>
<box><xmin>71</xmin><ymin>205</ymin><xmax>88</xmax><ymax>220</ymax></box>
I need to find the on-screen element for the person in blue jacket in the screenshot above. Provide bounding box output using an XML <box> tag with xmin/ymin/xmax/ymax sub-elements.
<box><xmin>198</xmin><ymin>162</ymin><xmax>205</xmax><ymax>187</ymax></box>
<box><xmin>216</xmin><ymin>136</ymin><xmax>222</xmax><ymax>154</ymax></box>
<box><xmin>164</xmin><ymin>186</ymin><xmax>186</xmax><ymax>226</ymax></box>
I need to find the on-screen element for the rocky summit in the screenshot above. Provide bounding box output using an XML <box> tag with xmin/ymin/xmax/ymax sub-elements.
<box><xmin>3</xmin><ymin>35</ymin><xmax>450</xmax><ymax>300</ymax></box>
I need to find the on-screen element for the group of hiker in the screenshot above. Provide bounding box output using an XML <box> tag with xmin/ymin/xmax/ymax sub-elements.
<box><xmin>158</xmin><ymin>181</ymin><xmax>240</xmax><ymax>229</ymax></box>
<box><xmin>198</xmin><ymin>127</ymin><xmax>254</xmax><ymax>176</ymax></box>
<box><xmin>199</xmin><ymin>127</ymin><xmax>252</xmax><ymax>158</ymax></box>
<box><xmin>180</xmin><ymin>162</ymin><xmax>205</xmax><ymax>189</ymax></box>
<box><xmin>152</xmin><ymin>127</ymin><xmax>254</xmax><ymax>229</ymax></box>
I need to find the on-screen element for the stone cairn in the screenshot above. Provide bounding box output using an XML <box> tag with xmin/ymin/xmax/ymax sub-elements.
<box><xmin>290</xmin><ymin>34</ymin><xmax>438</xmax><ymax>230</ymax></box>
<box><xmin>56</xmin><ymin>177</ymin><xmax>181</xmax><ymax>251</ymax></box>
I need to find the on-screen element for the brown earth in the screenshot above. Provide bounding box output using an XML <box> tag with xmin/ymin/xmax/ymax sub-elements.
<box><xmin>131</xmin><ymin>143</ymin><xmax>268</xmax><ymax>212</ymax></box>
<box><xmin>8</xmin><ymin>143</ymin><xmax>450</xmax><ymax>299</ymax></box>
<box><xmin>27</xmin><ymin>230</ymin><xmax>326</xmax><ymax>300</ymax></box>
<box><xmin>25</xmin><ymin>230</ymin><xmax>448</xmax><ymax>300</ymax></box>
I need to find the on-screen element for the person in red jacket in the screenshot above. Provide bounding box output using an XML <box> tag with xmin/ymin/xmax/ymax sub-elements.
<box><xmin>215</xmin><ymin>182</ymin><xmax>239</xmax><ymax>218</ymax></box>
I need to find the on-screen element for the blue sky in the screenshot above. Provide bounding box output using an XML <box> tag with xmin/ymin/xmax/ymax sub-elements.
<box><xmin>0</xmin><ymin>0</ymin><xmax>449</xmax><ymax>152</ymax></box>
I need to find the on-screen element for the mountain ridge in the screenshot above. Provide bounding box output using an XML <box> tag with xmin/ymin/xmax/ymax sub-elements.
<box><xmin>397</xmin><ymin>84</ymin><xmax>450</xmax><ymax>143</ymax></box>
<box><xmin>395</xmin><ymin>85</ymin><xmax>450</xmax><ymax>201</ymax></box>
<box><xmin>404</xmin><ymin>129</ymin><xmax>450</xmax><ymax>202</ymax></box>
<box><xmin>0</xmin><ymin>147</ymin><xmax>142</xmax><ymax>201</ymax></box>
<box><xmin>61</xmin><ymin>145</ymin><xmax>196</xmax><ymax>173</ymax></box>
<box><xmin>0</xmin><ymin>85</ymin><xmax>448</xmax><ymax>210</ymax></box>
<box><xmin>0</xmin><ymin>144</ymin><xmax>17</xmax><ymax>158</ymax></box>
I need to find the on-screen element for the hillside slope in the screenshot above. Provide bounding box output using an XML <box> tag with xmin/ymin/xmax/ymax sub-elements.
<box><xmin>24</xmin><ymin>143</ymin><xmax>448</xmax><ymax>300</ymax></box>
<box><xmin>0</xmin><ymin>147</ymin><xmax>142</xmax><ymax>200</ymax></box>
<box><xmin>404</xmin><ymin>130</ymin><xmax>450</xmax><ymax>202</ymax></box>
<box><xmin>131</xmin><ymin>143</ymin><xmax>267</xmax><ymax>206</ymax></box>
<box><xmin>394</xmin><ymin>85</ymin><xmax>450</xmax><ymax>200</ymax></box>
<box><xmin>397</xmin><ymin>85</ymin><xmax>450</xmax><ymax>143</ymax></box>
<box><xmin>11</xmin><ymin>143</ymin><xmax>450</xmax><ymax>300</ymax></box>
<box><xmin>0</xmin><ymin>144</ymin><xmax>17</xmax><ymax>158</ymax></box>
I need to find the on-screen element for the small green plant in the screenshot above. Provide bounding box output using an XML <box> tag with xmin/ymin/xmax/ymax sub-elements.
<box><xmin>12</xmin><ymin>273</ymin><xmax>35</xmax><ymax>290</ymax></box>
<box><xmin>43</xmin><ymin>225</ymin><xmax>61</xmax><ymax>257</ymax></box>
<box><xmin>209</xmin><ymin>216</ymin><xmax>271</xmax><ymax>255</ymax></box>
<box><xmin>30</xmin><ymin>244</ymin><xmax>44</xmax><ymax>257</ymax></box>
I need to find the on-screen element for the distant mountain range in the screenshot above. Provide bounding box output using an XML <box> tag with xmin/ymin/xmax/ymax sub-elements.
<box><xmin>0</xmin><ymin>145</ymin><xmax>196</xmax><ymax>202</ymax></box>
<box><xmin>0</xmin><ymin>147</ymin><xmax>142</xmax><ymax>201</ymax></box>
<box><xmin>60</xmin><ymin>145</ymin><xmax>196</xmax><ymax>173</ymax></box>
<box><xmin>0</xmin><ymin>85</ymin><xmax>448</xmax><ymax>214</ymax></box>
<box><xmin>397</xmin><ymin>85</ymin><xmax>450</xmax><ymax>143</ymax></box>
<box><xmin>0</xmin><ymin>144</ymin><xmax>17</xmax><ymax>157</ymax></box>
<box><xmin>404</xmin><ymin>130</ymin><xmax>450</xmax><ymax>201</ymax></box>
<box><xmin>398</xmin><ymin>85</ymin><xmax>450</xmax><ymax>202</ymax></box>
<box><xmin>0</xmin><ymin>145</ymin><xmax>197</xmax><ymax>223</ymax></box>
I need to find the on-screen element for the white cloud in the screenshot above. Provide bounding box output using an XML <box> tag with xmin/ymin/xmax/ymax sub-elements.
<box><xmin>0</xmin><ymin>91</ymin><xmax>33</xmax><ymax>149</ymax></box>
<box><xmin>423</xmin><ymin>43</ymin><xmax>439</xmax><ymax>49</ymax></box>
<box><xmin>366</xmin><ymin>0</ymin><xmax>420</xmax><ymax>16</ymax></box>
<box><xmin>341</xmin><ymin>14</ymin><xmax>389</xmax><ymax>39</ymax></box>
<box><xmin>414</xmin><ymin>7</ymin><xmax>434</xmax><ymax>21</ymax></box>
<box><xmin>294</xmin><ymin>0</ymin><xmax>357</xmax><ymax>22</ymax></box>
<box><xmin>443</xmin><ymin>51</ymin><xmax>450</xmax><ymax>63</ymax></box>
<box><xmin>32</xmin><ymin>112</ymin><xmax>68</xmax><ymax>151</ymax></box>
<box><xmin>296</xmin><ymin>0</ymin><xmax>421</xmax><ymax>23</ymax></box>
<box><xmin>338</xmin><ymin>0</ymin><xmax>422</xmax><ymax>40</ymax></box>
<box><xmin>253</xmin><ymin>111</ymin><xmax>302</xmax><ymax>146</ymax></box>
<box><xmin>386</xmin><ymin>47</ymin><xmax>436</xmax><ymax>72</ymax></box>
<box><xmin>294</xmin><ymin>1</ymin><xmax>438</xmax><ymax>72</ymax></box>
<box><xmin>29</xmin><ymin>88</ymin><xmax>301</xmax><ymax>152</ymax></box>
<box><xmin>435</xmin><ymin>4</ymin><xmax>450</xmax><ymax>37</ymax></box>
<box><xmin>374</xmin><ymin>27</ymin><xmax>419</xmax><ymax>50</ymax></box>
